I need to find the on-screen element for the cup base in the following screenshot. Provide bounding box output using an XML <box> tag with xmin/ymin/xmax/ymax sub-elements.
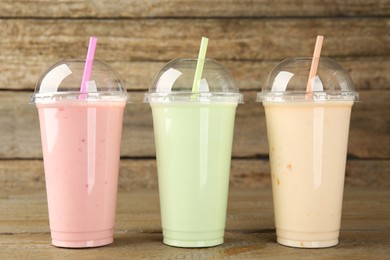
<box><xmin>163</xmin><ymin>237</ymin><xmax>223</xmax><ymax>248</ymax></box>
<box><xmin>277</xmin><ymin>237</ymin><xmax>338</xmax><ymax>248</ymax></box>
<box><xmin>276</xmin><ymin>228</ymin><xmax>339</xmax><ymax>248</ymax></box>
<box><xmin>51</xmin><ymin>229</ymin><xmax>114</xmax><ymax>248</ymax></box>
<box><xmin>162</xmin><ymin>228</ymin><xmax>224</xmax><ymax>248</ymax></box>
<box><xmin>52</xmin><ymin>237</ymin><xmax>113</xmax><ymax>248</ymax></box>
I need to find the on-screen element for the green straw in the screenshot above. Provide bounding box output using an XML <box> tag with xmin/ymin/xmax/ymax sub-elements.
<box><xmin>191</xmin><ymin>37</ymin><xmax>209</xmax><ymax>92</ymax></box>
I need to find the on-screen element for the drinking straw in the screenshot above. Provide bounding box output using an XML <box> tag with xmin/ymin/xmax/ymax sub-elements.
<box><xmin>192</xmin><ymin>37</ymin><xmax>209</xmax><ymax>92</ymax></box>
<box><xmin>80</xmin><ymin>37</ymin><xmax>98</xmax><ymax>93</ymax></box>
<box><xmin>306</xmin><ymin>35</ymin><xmax>324</xmax><ymax>92</ymax></box>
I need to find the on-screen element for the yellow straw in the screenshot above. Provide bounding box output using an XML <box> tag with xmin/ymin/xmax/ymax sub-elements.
<box><xmin>192</xmin><ymin>37</ymin><xmax>209</xmax><ymax>92</ymax></box>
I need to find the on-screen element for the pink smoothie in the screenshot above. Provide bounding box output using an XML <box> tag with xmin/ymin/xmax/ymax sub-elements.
<box><xmin>37</xmin><ymin>101</ymin><xmax>125</xmax><ymax>248</ymax></box>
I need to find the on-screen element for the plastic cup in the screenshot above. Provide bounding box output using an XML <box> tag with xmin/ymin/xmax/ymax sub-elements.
<box><xmin>144</xmin><ymin>58</ymin><xmax>243</xmax><ymax>248</ymax></box>
<box><xmin>31</xmin><ymin>59</ymin><xmax>128</xmax><ymax>248</ymax></box>
<box><xmin>257</xmin><ymin>57</ymin><xmax>359</xmax><ymax>248</ymax></box>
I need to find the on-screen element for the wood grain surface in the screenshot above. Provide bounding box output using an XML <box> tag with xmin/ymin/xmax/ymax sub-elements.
<box><xmin>0</xmin><ymin>0</ymin><xmax>388</xmax><ymax>208</ymax></box>
<box><xmin>0</xmin><ymin>91</ymin><xmax>388</xmax><ymax>159</ymax></box>
<box><xmin>0</xmin><ymin>1</ymin><xmax>389</xmax><ymax>258</ymax></box>
<box><xmin>1</xmin><ymin>0</ymin><xmax>390</xmax><ymax>18</ymax></box>
<box><xmin>1</xmin><ymin>159</ymin><xmax>389</xmax><ymax>193</ymax></box>
<box><xmin>2</xmin><ymin>58</ymin><xmax>390</xmax><ymax>91</ymax></box>
<box><xmin>0</xmin><ymin>188</ymin><xmax>389</xmax><ymax>258</ymax></box>
<box><xmin>1</xmin><ymin>18</ymin><xmax>389</xmax><ymax>62</ymax></box>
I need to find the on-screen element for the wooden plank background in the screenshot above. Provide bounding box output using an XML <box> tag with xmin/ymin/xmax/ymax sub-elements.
<box><xmin>0</xmin><ymin>0</ymin><xmax>389</xmax><ymax>191</ymax></box>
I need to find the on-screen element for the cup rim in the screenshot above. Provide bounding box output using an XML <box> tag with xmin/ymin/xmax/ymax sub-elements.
<box><xmin>30</xmin><ymin>91</ymin><xmax>129</xmax><ymax>104</ymax></box>
<box><xmin>144</xmin><ymin>91</ymin><xmax>244</xmax><ymax>103</ymax></box>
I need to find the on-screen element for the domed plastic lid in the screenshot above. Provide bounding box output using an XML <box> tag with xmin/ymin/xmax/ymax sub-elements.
<box><xmin>31</xmin><ymin>58</ymin><xmax>128</xmax><ymax>103</ymax></box>
<box><xmin>257</xmin><ymin>57</ymin><xmax>359</xmax><ymax>102</ymax></box>
<box><xmin>144</xmin><ymin>58</ymin><xmax>243</xmax><ymax>103</ymax></box>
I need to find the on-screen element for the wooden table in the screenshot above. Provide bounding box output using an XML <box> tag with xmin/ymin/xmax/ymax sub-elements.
<box><xmin>1</xmin><ymin>187</ymin><xmax>389</xmax><ymax>259</ymax></box>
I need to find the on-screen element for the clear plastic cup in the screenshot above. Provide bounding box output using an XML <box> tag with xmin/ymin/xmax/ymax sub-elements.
<box><xmin>257</xmin><ymin>57</ymin><xmax>359</xmax><ymax>248</ymax></box>
<box><xmin>144</xmin><ymin>58</ymin><xmax>243</xmax><ymax>247</ymax></box>
<box><xmin>31</xmin><ymin>58</ymin><xmax>128</xmax><ymax>248</ymax></box>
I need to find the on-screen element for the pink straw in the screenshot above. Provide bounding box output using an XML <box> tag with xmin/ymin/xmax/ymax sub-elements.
<box><xmin>306</xmin><ymin>35</ymin><xmax>324</xmax><ymax>92</ymax></box>
<box><xmin>80</xmin><ymin>37</ymin><xmax>98</xmax><ymax>93</ymax></box>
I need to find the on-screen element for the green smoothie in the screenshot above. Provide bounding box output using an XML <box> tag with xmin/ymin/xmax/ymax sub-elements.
<box><xmin>150</xmin><ymin>101</ymin><xmax>238</xmax><ymax>247</ymax></box>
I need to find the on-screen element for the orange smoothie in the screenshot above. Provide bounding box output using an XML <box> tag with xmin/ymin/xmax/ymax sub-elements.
<box><xmin>264</xmin><ymin>101</ymin><xmax>353</xmax><ymax>248</ymax></box>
